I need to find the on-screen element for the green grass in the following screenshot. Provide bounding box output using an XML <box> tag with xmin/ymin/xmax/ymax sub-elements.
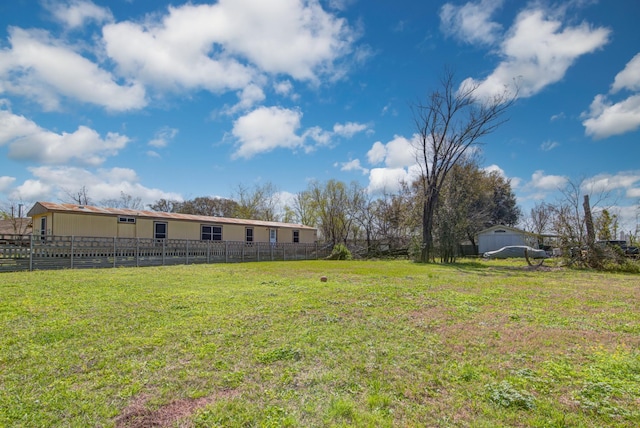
<box><xmin>1</xmin><ymin>260</ymin><xmax>639</xmax><ymax>427</ymax></box>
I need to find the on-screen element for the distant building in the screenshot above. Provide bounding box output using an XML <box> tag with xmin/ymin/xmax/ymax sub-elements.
<box><xmin>27</xmin><ymin>202</ymin><xmax>317</xmax><ymax>244</ymax></box>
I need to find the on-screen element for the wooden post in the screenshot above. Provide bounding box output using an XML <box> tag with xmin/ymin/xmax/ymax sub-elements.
<box><xmin>113</xmin><ymin>237</ymin><xmax>117</xmax><ymax>268</ymax></box>
<box><xmin>70</xmin><ymin>236</ymin><xmax>74</xmax><ymax>269</ymax></box>
<box><xmin>29</xmin><ymin>234</ymin><xmax>34</xmax><ymax>271</ymax></box>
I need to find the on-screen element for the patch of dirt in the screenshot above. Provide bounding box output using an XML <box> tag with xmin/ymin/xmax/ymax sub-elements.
<box><xmin>114</xmin><ymin>390</ymin><xmax>238</xmax><ymax>428</ymax></box>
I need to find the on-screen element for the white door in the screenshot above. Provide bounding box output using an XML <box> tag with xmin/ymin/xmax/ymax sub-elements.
<box><xmin>269</xmin><ymin>229</ymin><xmax>277</xmax><ymax>245</ymax></box>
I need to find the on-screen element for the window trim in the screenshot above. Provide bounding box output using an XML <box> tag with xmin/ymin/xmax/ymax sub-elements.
<box><xmin>245</xmin><ymin>227</ymin><xmax>254</xmax><ymax>243</ymax></box>
<box><xmin>201</xmin><ymin>224</ymin><xmax>223</xmax><ymax>241</ymax></box>
<box><xmin>118</xmin><ymin>216</ymin><xmax>136</xmax><ymax>224</ymax></box>
<box><xmin>293</xmin><ymin>230</ymin><xmax>300</xmax><ymax>243</ymax></box>
<box><xmin>154</xmin><ymin>221</ymin><xmax>168</xmax><ymax>240</ymax></box>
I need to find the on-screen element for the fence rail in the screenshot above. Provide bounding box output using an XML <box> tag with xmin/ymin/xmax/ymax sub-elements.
<box><xmin>0</xmin><ymin>234</ymin><xmax>331</xmax><ymax>272</ymax></box>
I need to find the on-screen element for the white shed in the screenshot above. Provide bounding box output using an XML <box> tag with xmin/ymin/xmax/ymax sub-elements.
<box><xmin>477</xmin><ymin>225</ymin><xmax>534</xmax><ymax>254</ymax></box>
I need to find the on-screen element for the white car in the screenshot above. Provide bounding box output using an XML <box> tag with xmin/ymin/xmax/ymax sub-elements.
<box><xmin>483</xmin><ymin>245</ymin><xmax>548</xmax><ymax>259</ymax></box>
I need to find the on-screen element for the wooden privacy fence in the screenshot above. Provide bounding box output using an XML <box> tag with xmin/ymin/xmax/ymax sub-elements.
<box><xmin>0</xmin><ymin>234</ymin><xmax>331</xmax><ymax>273</ymax></box>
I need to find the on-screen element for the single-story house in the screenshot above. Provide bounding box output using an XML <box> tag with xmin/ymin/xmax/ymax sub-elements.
<box><xmin>27</xmin><ymin>202</ymin><xmax>317</xmax><ymax>244</ymax></box>
<box><xmin>0</xmin><ymin>218</ymin><xmax>32</xmax><ymax>235</ymax></box>
<box><xmin>477</xmin><ymin>225</ymin><xmax>537</xmax><ymax>254</ymax></box>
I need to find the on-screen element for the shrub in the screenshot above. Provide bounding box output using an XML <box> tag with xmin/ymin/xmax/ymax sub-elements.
<box><xmin>327</xmin><ymin>244</ymin><xmax>352</xmax><ymax>260</ymax></box>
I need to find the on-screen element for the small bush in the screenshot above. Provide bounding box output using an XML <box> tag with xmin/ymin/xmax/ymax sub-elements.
<box><xmin>326</xmin><ymin>244</ymin><xmax>352</xmax><ymax>260</ymax></box>
<box><xmin>486</xmin><ymin>381</ymin><xmax>536</xmax><ymax>410</ymax></box>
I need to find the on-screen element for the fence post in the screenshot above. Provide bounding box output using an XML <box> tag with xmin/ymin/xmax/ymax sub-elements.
<box><xmin>242</xmin><ymin>243</ymin><xmax>245</xmax><ymax>262</ymax></box>
<box><xmin>70</xmin><ymin>236</ymin><xmax>74</xmax><ymax>269</ymax></box>
<box><xmin>225</xmin><ymin>241</ymin><xmax>228</xmax><ymax>263</ymax></box>
<box><xmin>113</xmin><ymin>237</ymin><xmax>117</xmax><ymax>268</ymax></box>
<box><xmin>186</xmin><ymin>240</ymin><xmax>189</xmax><ymax>265</ymax></box>
<box><xmin>29</xmin><ymin>234</ymin><xmax>34</xmax><ymax>271</ymax></box>
<box><xmin>136</xmin><ymin>238</ymin><xmax>139</xmax><ymax>267</ymax></box>
<box><xmin>207</xmin><ymin>241</ymin><xmax>210</xmax><ymax>264</ymax></box>
<box><xmin>162</xmin><ymin>239</ymin><xmax>166</xmax><ymax>266</ymax></box>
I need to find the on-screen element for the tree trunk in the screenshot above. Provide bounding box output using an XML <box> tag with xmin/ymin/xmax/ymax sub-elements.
<box><xmin>420</xmin><ymin>188</ymin><xmax>438</xmax><ymax>263</ymax></box>
<box><xmin>583</xmin><ymin>195</ymin><xmax>595</xmax><ymax>246</ymax></box>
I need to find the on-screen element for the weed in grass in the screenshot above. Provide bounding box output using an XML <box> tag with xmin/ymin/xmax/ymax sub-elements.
<box><xmin>486</xmin><ymin>380</ymin><xmax>536</xmax><ymax>410</ymax></box>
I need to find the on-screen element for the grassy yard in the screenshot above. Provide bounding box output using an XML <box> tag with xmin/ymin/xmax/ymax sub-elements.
<box><xmin>1</xmin><ymin>260</ymin><xmax>639</xmax><ymax>427</ymax></box>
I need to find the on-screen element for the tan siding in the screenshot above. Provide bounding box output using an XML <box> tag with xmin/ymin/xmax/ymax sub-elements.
<box><xmin>52</xmin><ymin>213</ymin><xmax>116</xmax><ymax>237</ymax></box>
<box><xmin>117</xmin><ymin>222</ymin><xmax>137</xmax><ymax>238</ymax></box>
<box><xmin>223</xmin><ymin>224</ymin><xmax>245</xmax><ymax>242</ymax></box>
<box><xmin>299</xmin><ymin>229</ymin><xmax>316</xmax><ymax>244</ymax></box>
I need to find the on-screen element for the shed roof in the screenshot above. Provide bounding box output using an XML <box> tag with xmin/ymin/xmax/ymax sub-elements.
<box><xmin>27</xmin><ymin>202</ymin><xmax>315</xmax><ymax>230</ymax></box>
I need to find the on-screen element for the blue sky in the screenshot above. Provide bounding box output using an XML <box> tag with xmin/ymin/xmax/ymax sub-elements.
<box><xmin>0</xmin><ymin>0</ymin><xmax>639</xmax><ymax>231</ymax></box>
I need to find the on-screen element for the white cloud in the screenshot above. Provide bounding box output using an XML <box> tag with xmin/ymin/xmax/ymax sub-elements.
<box><xmin>336</xmin><ymin>159</ymin><xmax>368</xmax><ymax>175</ymax></box>
<box><xmin>612</xmin><ymin>53</ymin><xmax>640</xmax><ymax>93</ymax></box>
<box><xmin>14</xmin><ymin>166</ymin><xmax>182</xmax><ymax>206</ymax></box>
<box><xmin>581</xmin><ymin>171</ymin><xmax>640</xmax><ymax>193</ymax></box>
<box><xmin>462</xmin><ymin>7</ymin><xmax>610</xmax><ymax>99</ymax></box>
<box><xmin>333</xmin><ymin>122</ymin><xmax>368</xmax><ymax>138</ymax></box>
<box><xmin>274</xmin><ymin>80</ymin><xmax>294</xmax><ymax>97</ymax></box>
<box><xmin>483</xmin><ymin>164</ymin><xmax>505</xmax><ymax>177</ymax></box>
<box><xmin>45</xmin><ymin>0</ymin><xmax>113</xmax><ymax>29</ymax></box>
<box><xmin>231</xmin><ymin>106</ymin><xmax>305</xmax><ymax>159</ymax></box>
<box><xmin>627</xmin><ymin>188</ymin><xmax>640</xmax><ymax>198</ymax></box>
<box><xmin>440</xmin><ymin>0</ymin><xmax>504</xmax><ymax>45</ymax></box>
<box><xmin>582</xmin><ymin>94</ymin><xmax>640</xmax><ymax>139</ymax></box>
<box><xmin>12</xmin><ymin>179</ymin><xmax>53</xmax><ymax>202</ymax></box>
<box><xmin>0</xmin><ymin>176</ymin><xmax>16</xmax><ymax>192</ymax></box>
<box><xmin>148</xmin><ymin>126</ymin><xmax>178</xmax><ymax>148</ymax></box>
<box><xmin>102</xmin><ymin>0</ymin><xmax>357</xmax><ymax>95</ymax></box>
<box><xmin>540</xmin><ymin>140</ymin><xmax>559</xmax><ymax>151</ymax></box>
<box><xmin>224</xmin><ymin>84</ymin><xmax>267</xmax><ymax>115</ymax></box>
<box><xmin>530</xmin><ymin>170</ymin><xmax>568</xmax><ymax>190</ymax></box>
<box><xmin>0</xmin><ymin>108</ymin><xmax>129</xmax><ymax>165</ymax></box>
<box><xmin>0</xmin><ymin>27</ymin><xmax>146</xmax><ymax>111</ymax></box>
<box><xmin>582</xmin><ymin>53</ymin><xmax>640</xmax><ymax>139</ymax></box>
<box><xmin>365</xmin><ymin>135</ymin><xmax>415</xmax><ymax>168</ymax></box>
<box><xmin>230</xmin><ymin>107</ymin><xmax>367</xmax><ymax>158</ymax></box>
<box><xmin>367</xmin><ymin>165</ymin><xmax>421</xmax><ymax>194</ymax></box>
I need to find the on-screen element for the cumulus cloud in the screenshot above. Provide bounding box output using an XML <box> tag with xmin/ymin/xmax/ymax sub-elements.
<box><xmin>0</xmin><ymin>176</ymin><xmax>16</xmax><ymax>192</ymax></box>
<box><xmin>12</xmin><ymin>166</ymin><xmax>182</xmax><ymax>205</ymax></box>
<box><xmin>362</xmin><ymin>135</ymin><xmax>420</xmax><ymax>194</ymax></box>
<box><xmin>224</xmin><ymin>84</ymin><xmax>267</xmax><ymax>115</ymax></box>
<box><xmin>581</xmin><ymin>171</ymin><xmax>640</xmax><ymax>193</ymax></box>
<box><xmin>440</xmin><ymin>0</ymin><xmax>504</xmax><ymax>45</ymax></box>
<box><xmin>231</xmin><ymin>106</ymin><xmax>305</xmax><ymax>159</ymax></box>
<box><xmin>530</xmin><ymin>170</ymin><xmax>567</xmax><ymax>190</ymax></box>
<box><xmin>582</xmin><ymin>53</ymin><xmax>640</xmax><ymax>139</ymax></box>
<box><xmin>336</xmin><ymin>159</ymin><xmax>369</xmax><ymax>175</ymax></box>
<box><xmin>0</xmin><ymin>27</ymin><xmax>146</xmax><ymax>111</ymax></box>
<box><xmin>333</xmin><ymin>122</ymin><xmax>368</xmax><ymax>138</ymax></box>
<box><xmin>102</xmin><ymin>0</ymin><xmax>357</xmax><ymax>95</ymax></box>
<box><xmin>230</xmin><ymin>106</ymin><xmax>368</xmax><ymax>158</ymax></box>
<box><xmin>366</xmin><ymin>135</ymin><xmax>415</xmax><ymax>168</ymax></box>
<box><xmin>0</xmin><ymin>108</ymin><xmax>129</xmax><ymax>165</ymax></box>
<box><xmin>611</xmin><ymin>53</ymin><xmax>640</xmax><ymax>93</ymax></box>
<box><xmin>460</xmin><ymin>7</ymin><xmax>610</xmax><ymax>99</ymax></box>
<box><xmin>45</xmin><ymin>0</ymin><xmax>113</xmax><ymax>29</ymax></box>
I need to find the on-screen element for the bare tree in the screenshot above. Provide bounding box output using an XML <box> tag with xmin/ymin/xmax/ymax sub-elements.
<box><xmin>0</xmin><ymin>199</ymin><xmax>31</xmax><ymax>235</ymax></box>
<box><xmin>413</xmin><ymin>68</ymin><xmax>516</xmax><ymax>262</ymax></box>
<box><xmin>101</xmin><ymin>192</ymin><xmax>143</xmax><ymax>210</ymax></box>
<box><xmin>233</xmin><ymin>182</ymin><xmax>281</xmax><ymax>221</ymax></box>
<box><xmin>62</xmin><ymin>185</ymin><xmax>92</xmax><ymax>205</ymax></box>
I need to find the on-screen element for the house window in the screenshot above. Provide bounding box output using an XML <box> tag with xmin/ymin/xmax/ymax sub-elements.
<box><xmin>293</xmin><ymin>230</ymin><xmax>299</xmax><ymax>243</ymax></box>
<box><xmin>201</xmin><ymin>225</ymin><xmax>222</xmax><ymax>241</ymax></box>
<box><xmin>40</xmin><ymin>217</ymin><xmax>47</xmax><ymax>239</ymax></box>
<box><xmin>118</xmin><ymin>216</ymin><xmax>136</xmax><ymax>224</ymax></box>
<box><xmin>245</xmin><ymin>227</ymin><xmax>253</xmax><ymax>243</ymax></box>
<box><xmin>154</xmin><ymin>222</ymin><xmax>168</xmax><ymax>240</ymax></box>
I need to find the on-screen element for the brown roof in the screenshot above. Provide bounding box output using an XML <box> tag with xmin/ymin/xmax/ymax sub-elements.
<box><xmin>27</xmin><ymin>202</ymin><xmax>315</xmax><ymax>230</ymax></box>
<box><xmin>0</xmin><ymin>218</ymin><xmax>32</xmax><ymax>235</ymax></box>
